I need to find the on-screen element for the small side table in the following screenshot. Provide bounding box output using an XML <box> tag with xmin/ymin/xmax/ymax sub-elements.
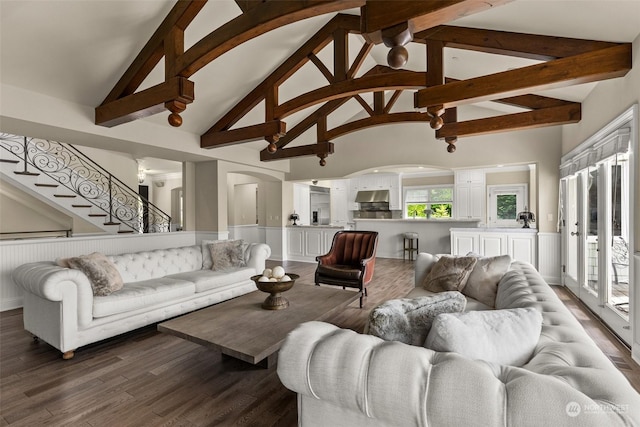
<box><xmin>403</xmin><ymin>232</ymin><xmax>419</xmax><ymax>261</ymax></box>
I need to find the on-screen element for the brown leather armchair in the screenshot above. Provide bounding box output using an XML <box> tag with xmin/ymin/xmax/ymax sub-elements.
<box><xmin>315</xmin><ymin>231</ymin><xmax>379</xmax><ymax>308</ymax></box>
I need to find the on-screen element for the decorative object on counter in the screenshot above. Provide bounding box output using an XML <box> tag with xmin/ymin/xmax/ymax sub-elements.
<box><xmin>517</xmin><ymin>207</ymin><xmax>536</xmax><ymax>228</ymax></box>
<box><xmin>424</xmin><ymin>208</ymin><xmax>433</xmax><ymax>219</ymax></box>
<box><xmin>252</xmin><ymin>267</ymin><xmax>299</xmax><ymax>310</ymax></box>
<box><xmin>289</xmin><ymin>212</ymin><xmax>300</xmax><ymax>226</ymax></box>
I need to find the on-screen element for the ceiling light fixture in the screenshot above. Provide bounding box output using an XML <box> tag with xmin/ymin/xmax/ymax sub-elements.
<box><xmin>138</xmin><ymin>169</ymin><xmax>146</xmax><ymax>184</ymax></box>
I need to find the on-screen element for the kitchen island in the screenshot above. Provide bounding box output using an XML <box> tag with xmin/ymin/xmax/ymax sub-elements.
<box><xmin>287</xmin><ymin>225</ymin><xmax>344</xmax><ymax>262</ymax></box>
<box><xmin>354</xmin><ymin>219</ymin><xmax>480</xmax><ymax>259</ymax></box>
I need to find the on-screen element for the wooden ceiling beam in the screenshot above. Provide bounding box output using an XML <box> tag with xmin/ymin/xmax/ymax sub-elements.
<box><xmin>347</xmin><ymin>42</ymin><xmax>374</xmax><ymax>79</ymax></box>
<box><xmin>416</xmin><ymin>25</ymin><xmax>619</xmax><ymax>60</ymax></box>
<box><xmin>361</xmin><ymin>0</ymin><xmax>511</xmax><ymax>43</ymax></box>
<box><xmin>275</xmin><ymin>69</ymin><xmax>425</xmax><ymax>119</ymax></box>
<box><xmin>174</xmin><ymin>0</ymin><xmax>364</xmax><ymax>78</ymax></box>
<box><xmin>415</xmin><ymin>44</ymin><xmax>631</xmax><ymax>109</ymax></box>
<box><xmin>436</xmin><ymin>103</ymin><xmax>582</xmax><ymax>139</ymax></box>
<box><xmin>260</xmin><ymin>141</ymin><xmax>334</xmax><ymax>162</ymax></box>
<box><xmin>354</xmin><ymin>95</ymin><xmax>374</xmax><ymax>116</ymax></box>
<box><xmin>309</xmin><ymin>53</ymin><xmax>334</xmax><ymax>83</ymax></box>
<box><xmin>96</xmin><ymin>77</ymin><xmax>194</xmax><ymax>128</ymax></box>
<box><xmin>100</xmin><ymin>0</ymin><xmax>206</xmax><ymax>105</ymax></box>
<box><xmin>383</xmin><ymin>90</ymin><xmax>402</xmax><ymax>114</ymax></box>
<box><xmin>234</xmin><ymin>0</ymin><xmax>264</xmax><ymax>13</ymax></box>
<box><xmin>206</xmin><ymin>13</ymin><xmax>360</xmax><ymax>135</ymax></box>
<box><xmin>201</xmin><ymin>120</ymin><xmax>286</xmax><ymax>149</ymax></box>
<box><xmin>326</xmin><ymin>112</ymin><xmax>429</xmax><ymax>141</ymax></box>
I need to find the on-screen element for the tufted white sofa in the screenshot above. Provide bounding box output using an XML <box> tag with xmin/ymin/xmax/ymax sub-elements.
<box><xmin>277</xmin><ymin>253</ymin><xmax>640</xmax><ymax>426</ymax></box>
<box><xmin>12</xmin><ymin>243</ymin><xmax>271</xmax><ymax>359</ymax></box>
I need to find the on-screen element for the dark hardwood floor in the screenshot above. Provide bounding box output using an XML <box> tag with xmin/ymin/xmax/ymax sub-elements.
<box><xmin>1</xmin><ymin>258</ymin><xmax>638</xmax><ymax>426</ymax></box>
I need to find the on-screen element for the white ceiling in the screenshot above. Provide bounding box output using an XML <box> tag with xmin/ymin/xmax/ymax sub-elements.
<box><xmin>1</xmin><ymin>0</ymin><xmax>640</xmax><ymax>175</ymax></box>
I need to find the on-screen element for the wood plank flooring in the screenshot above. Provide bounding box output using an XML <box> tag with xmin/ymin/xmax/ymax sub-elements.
<box><xmin>1</xmin><ymin>258</ymin><xmax>638</xmax><ymax>426</ymax></box>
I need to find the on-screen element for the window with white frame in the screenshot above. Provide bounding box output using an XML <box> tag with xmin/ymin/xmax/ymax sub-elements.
<box><xmin>487</xmin><ymin>184</ymin><xmax>528</xmax><ymax>227</ymax></box>
<box><xmin>404</xmin><ymin>185</ymin><xmax>453</xmax><ymax>218</ymax></box>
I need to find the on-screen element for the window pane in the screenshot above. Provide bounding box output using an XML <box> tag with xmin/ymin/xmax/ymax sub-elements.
<box><xmin>405</xmin><ymin>189</ymin><xmax>429</xmax><ymax>203</ymax></box>
<box><xmin>407</xmin><ymin>204</ymin><xmax>427</xmax><ymax>217</ymax></box>
<box><xmin>496</xmin><ymin>194</ymin><xmax>517</xmax><ymax>219</ymax></box>
<box><xmin>429</xmin><ymin>203</ymin><xmax>452</xmax><ymax>218</ymax></box>
<box><xmin>429</xmin><ymin>188</ymin><xmax>453</xmax><ymax>202</ymax></box>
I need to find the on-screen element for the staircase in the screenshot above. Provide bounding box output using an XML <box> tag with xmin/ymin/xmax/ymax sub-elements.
<box><xmin>0</xmin><ymin>133</ymin><xmax>171</xmax><ymax>235</ymax></box>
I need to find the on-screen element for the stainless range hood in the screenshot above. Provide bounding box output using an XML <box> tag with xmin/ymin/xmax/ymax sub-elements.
<box><xmin>355</xmin><ymin>190</ymin><xmax>390</xmax><ymax>203</ymax></box>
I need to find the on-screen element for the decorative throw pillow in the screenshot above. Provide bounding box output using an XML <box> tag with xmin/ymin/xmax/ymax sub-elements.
<box><xmin>422</xmin><ymin>256</ymin><xmax>477</xmax><ymax>293</ymax></box>
<box><xmin>367</xmin><ymin>291</ymin><xmax>466</xmax><ymax>346</ymax></box>
<box><xmin>208</xmin><ymin>240</ymin><xmax>246</xmax><ymax>271</ymax></box>
<box><xmin>66</xmin><ymin>252</ymin><xmax>124</xmax><ymax>296</ymax></box>
<box><xmin>425</xmin><ymin>307</ymin><xmax>543</xmax><ymax>366</ymax></box>
<box><xmin>201</xmin><ymin>239</ymin><xmax>219</xmax><ymax>269</ymax></box>
<box><xmin>463</xmin><ymin>254</ymin><xmax>512</xmax><ymax>308</ymax></box>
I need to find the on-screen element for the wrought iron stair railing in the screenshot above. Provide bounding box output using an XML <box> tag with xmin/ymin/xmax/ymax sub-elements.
<box><xmin>0</xmin><ymin>133</ymin><xmax>171</xmax><ymax>233</ymax></box>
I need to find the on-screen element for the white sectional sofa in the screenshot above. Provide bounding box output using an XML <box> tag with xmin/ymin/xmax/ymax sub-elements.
<box><xmin>277</xmin><ymin>253</ymin><xmax>640</xmax><ymax>427</ymax></box>
<box><xmin>12</xmin><ymin>242</ymin><xmax>271</xmax><ymax>359</ymax></box>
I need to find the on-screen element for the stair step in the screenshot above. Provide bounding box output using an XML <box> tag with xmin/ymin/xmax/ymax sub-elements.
<box><xmin>118</xmin><ymin>230</ymin><xmax>135</xmax><ymax>234</ymax></box>
<box><xmin>0</xmin><ymin>159</ymin><xmax>19</xmax><ymax>164</ymax></box>
<box><xmin>104</xmin><ymin>221</ymin><xmax>121</xmax><ymax>226</ymax></box>
<box><xmin>72</xmin><ymin>204</ymin><xmax>92</xmax><ymax>208</ymax></box>
<box><xmin>53</xmin><ymin>194</ymin><xmax>77</xmax><ymax>198</ymax></box>
<box><xmin>35</xmin><ymin>183</ymin><xmax>58</xmax><ymax>188</ymax></box>
<box><xmin>14</xmin><ymin>171</ymin><xmax>40</xmax><ymax>176</ymax></box>
<box><xmin>88</xmin><ymin>213</ymin><xmax>107</xmax><ymax>217</ymax></box>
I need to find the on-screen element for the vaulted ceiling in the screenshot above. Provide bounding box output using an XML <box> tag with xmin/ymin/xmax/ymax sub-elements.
<box><xmin>1</xmin><ymin>1</ymin><xmax>639</xmax><ymax>171</ymax></box>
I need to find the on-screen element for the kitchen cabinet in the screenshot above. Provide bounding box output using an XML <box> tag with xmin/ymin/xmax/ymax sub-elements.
<box><xmin>348</xmin><ymin>173</ymin><xmax>402</xmax><ymax>210</ymax></box>
<box><xmin>286</xmin><ymin>226</ymin><xmax>343</xmax><ymax>262</ymax></box>
<box><xmin>450</xmin><ymin>228</ymin><xmax>537</xmax><ymax>266</ymax></box>
<box><xmin>454</xmin><ymin>169</ymin><xmax>485</xmax><ymax>222</ymax></box>
<box><xmin>330</xmin><ymin>180</ymin><xmax>349</xmax><ymax>226</ymax></box>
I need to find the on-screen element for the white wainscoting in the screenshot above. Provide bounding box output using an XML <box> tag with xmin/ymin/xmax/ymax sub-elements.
<box><xmin>537</xmin><ymin>232</ymin><xmax>562</xmax><ymax>284</ymax></box>
<box><xmin>633</xmin><ymin>252</ymin><xmax>639</xmax><ymax>365</ymax></box>
<box><xmin>228</xmin><ymin>225</ymin><xmax>260</xmax><ymax>243</ymax></box>
<box><xmin>264</xmin><ymin>227</ymin><xmax>285</xmax><ymax>261</ymax></box>
<box><xmin>0</xmin><ymin>232</ymin><xmax>197</xmax><ymax>311</ymax></box>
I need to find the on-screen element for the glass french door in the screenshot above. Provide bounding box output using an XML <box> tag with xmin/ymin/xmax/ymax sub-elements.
<box><xmin>562</xmin><ymin>176</ymin><xmax>580</xmax><ymax>296</ymax></box>
<box><xmin>562</xmin><ymin>154</ymin><xmax>631</xmax><ymax>344</ymax></box>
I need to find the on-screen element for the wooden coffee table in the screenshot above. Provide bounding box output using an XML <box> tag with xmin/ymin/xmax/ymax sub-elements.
<box><xmin>158</xmin><ymin>283</ymin><xmax>360</xmax><ymax>368</ymax></box>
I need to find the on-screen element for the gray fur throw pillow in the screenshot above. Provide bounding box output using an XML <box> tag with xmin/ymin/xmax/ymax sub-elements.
<box><xmin>366</xmin><ymin>292</ymin><xmax>467</xmax><ymax>346</ymax></box>
<box><xmin>66</xmin><ymin>252</ymin><xmax>124</xmax><ymax>296</ymax></box>
<box><xmin>423</xmin><ymin>256</ymin><xmax>477</xmax><ymax>293</ymax></box>
<box><xmin>208</xmin><ymin>240</ymin><xmax>245</xmax><ymax>271</ymax></box>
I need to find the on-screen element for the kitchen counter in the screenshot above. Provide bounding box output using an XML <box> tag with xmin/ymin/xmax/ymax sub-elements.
<box><xmin>287</xmin><ymin>225</ymin><xmax>344</xmax><ymax>229</ymax></box>
<box><xmin>354</xmin><ymin>218</ymin><xmax>480</xmax><ymax>258</ymax></box>
<box><xmin>450</xmin><ymin>227</ymin><xmax>537</xmax><ymax>233</ymax></box>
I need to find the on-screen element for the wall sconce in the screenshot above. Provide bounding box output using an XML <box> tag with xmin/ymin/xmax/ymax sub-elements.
<box><xmin>154</xmin><ymin>181</ymin><xmax>165</xmax><ymax>188</ymax></box>
<box><xmin>517</xmin><ymin>207</ymin><xmax>536</xmax><ymax>228</ymax></box>
<box><xmin>137</xmin><ymin>169</ymin><xmax>146</xmax><ymax>184</ymax></box>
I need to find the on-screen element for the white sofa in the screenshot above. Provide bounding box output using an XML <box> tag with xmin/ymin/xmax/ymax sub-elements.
<box><xmin>277</xmin><ymin>253</ymin><xmax>640</xmax><ymax>426</ymax></box>
<box><xmin>12</xmin><ymin>243</ymin><xmax>271</xmax><ymax>359</ymax></box>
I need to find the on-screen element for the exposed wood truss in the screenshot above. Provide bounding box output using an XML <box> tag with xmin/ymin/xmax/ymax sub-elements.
<box><xmin>97</xmin><ymin>0</ymin><xmax>632</xmax><ymax>165</ymax></box>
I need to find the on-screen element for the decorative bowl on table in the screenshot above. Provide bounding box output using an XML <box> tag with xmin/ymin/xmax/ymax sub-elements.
<box><xmin>251</xmin><ymin>270</ymin><xmax>299</xmax><ymax>310</ymax></box>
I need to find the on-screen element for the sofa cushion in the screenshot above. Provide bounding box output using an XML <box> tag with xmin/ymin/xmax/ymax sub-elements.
<box><xmin>208</xmin><ymin>240</ymin><xmax>246</xmax><ymax>271</ymax></box>
<box><xmin>66</xmin><ymin>252</ymin><xmax>123</xmax><ymax>296</ymax></box>
<box><xmin>463</xmin><ymin>254</ymin><xmax>512</xmax><ymax>308</ymax></box>
<box><xmin>92</xmin><ymin>278</ymin><xmax>195</xmax><ymax>318</ymax></box>
<box><xmin>167</xmin><ymin>267</ymin><xmax>256</xmax><ymax>293</ymax></box>
<box><xmin>406</xmin><ymin>286</ymin><xmax>492</xmax><ymax>311</ymax></box>
<box><xmin>425</xmin><ymin>307</ymin><xmax>543</xmax><ymax>366</ymax></box>
<box><xmin>422</xmin><ymin>256</ymin><xmax>477</xmax><ymax>293</ymax></box>
<box><xmin>367</xmin><ymin>291</ymin><xmax>466</xmax><ymax>346</ymax></box>
<box><xmin>317</xmin><ymin>264</ymin><xmax>362</xmax><ymax>281</ymax></box>
<box><xmin>110</xmin><ymin>246</ymin><xmax>203</xmax><ymax>282</ymax></box>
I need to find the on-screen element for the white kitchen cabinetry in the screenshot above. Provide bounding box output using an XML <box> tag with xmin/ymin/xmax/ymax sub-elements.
<box><xmin>454</xmin><ymin>169</ymin><xmax>485</xmax><ymax>222</ymax></box>
<box><xmin>286</xmin><ymin>226</ymin><xmax>343</xmax><ymax>262</ymax></box>
<box><xmin>330</xmin><ymin>180</ymin><xmax>349</xmax><ymax>226</ymax></box>
<box><xmin>348</xmin><ymin>173</ymin><xmax>402</xmax><ymax>210</ymax></box>
<box><xmin>293</xmin><ymin>183</ymin><xmax>311</xmax><ymax>225</ymax></box>
<box><xmin>450</xmin><ymin>228</ymin><xmax>537</xmax><ymax>266</ymax></box>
